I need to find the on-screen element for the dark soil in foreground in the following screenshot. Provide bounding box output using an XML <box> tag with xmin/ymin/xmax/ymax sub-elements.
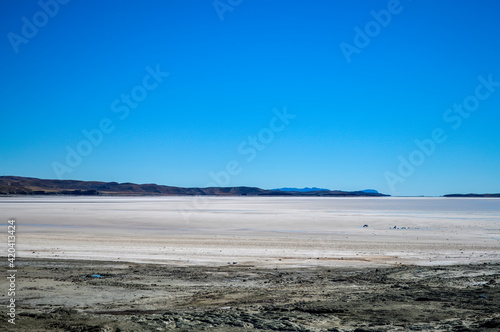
<box><xmin>1</xmin><ymin>259</ymin><xmax>499</xmax><ymax>331</ymax></box>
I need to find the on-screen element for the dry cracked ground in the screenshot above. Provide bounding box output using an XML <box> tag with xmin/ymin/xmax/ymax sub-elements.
<box><xmin>1</xmin><ymin>258</ymin><xmax>500</xmax><ymax>331</ymax></box>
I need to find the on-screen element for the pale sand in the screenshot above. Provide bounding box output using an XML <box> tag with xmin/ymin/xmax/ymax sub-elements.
<box><xmin>3</xmin><ymin>196</ymin><xmax>500</xmax><ymax>267</ymax></box>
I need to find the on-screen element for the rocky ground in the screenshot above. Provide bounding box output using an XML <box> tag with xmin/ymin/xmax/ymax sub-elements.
<box><xmin>1</xmin><ymin>258</ymin><xmax>500</xmax><ymax>331</ymax></box>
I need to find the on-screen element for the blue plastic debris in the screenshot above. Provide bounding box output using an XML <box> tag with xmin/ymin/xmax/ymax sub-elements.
<box><xmin>82</xmin><ymin>274</ymin><xmax>104</xmax><ymax>278</ymax></box>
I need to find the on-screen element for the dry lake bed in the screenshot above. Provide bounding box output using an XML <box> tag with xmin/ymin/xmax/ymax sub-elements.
<box><xmin>1</xmin><ymin>196</ymin><xmax>500</xmax><ymax>331</ymax></box>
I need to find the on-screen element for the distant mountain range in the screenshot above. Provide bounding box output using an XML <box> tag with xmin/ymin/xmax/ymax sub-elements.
<box><xmin>272</xmin><ymin>187</ymin><xmax>331</xmax><ymax>192</ymax></box>
<box><xmin>0</xmin><ymin>176</ymin><xmax>389</xmax><ymax>197</ymax></box>
<box><xmin>274</xmin><ymin>187</ymin><xmax>380</xmax><ymax>194</ymax></box>
<box><xmin>443</xmin><ymin>193</ymin><xmax>500</xmax><ymax>197</ymax></box>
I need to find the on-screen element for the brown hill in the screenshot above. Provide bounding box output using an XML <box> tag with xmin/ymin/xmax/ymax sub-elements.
<box><xmin>0</xmin><ymin>176</ymin><xmax>389</xmax><ymax>197</ymax></box>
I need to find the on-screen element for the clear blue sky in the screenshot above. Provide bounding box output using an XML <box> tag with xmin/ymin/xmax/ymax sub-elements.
<box><xmin>1</xmin><ymin>0</ymin><xmax>499</xmax><ymax>196</ymax></box>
